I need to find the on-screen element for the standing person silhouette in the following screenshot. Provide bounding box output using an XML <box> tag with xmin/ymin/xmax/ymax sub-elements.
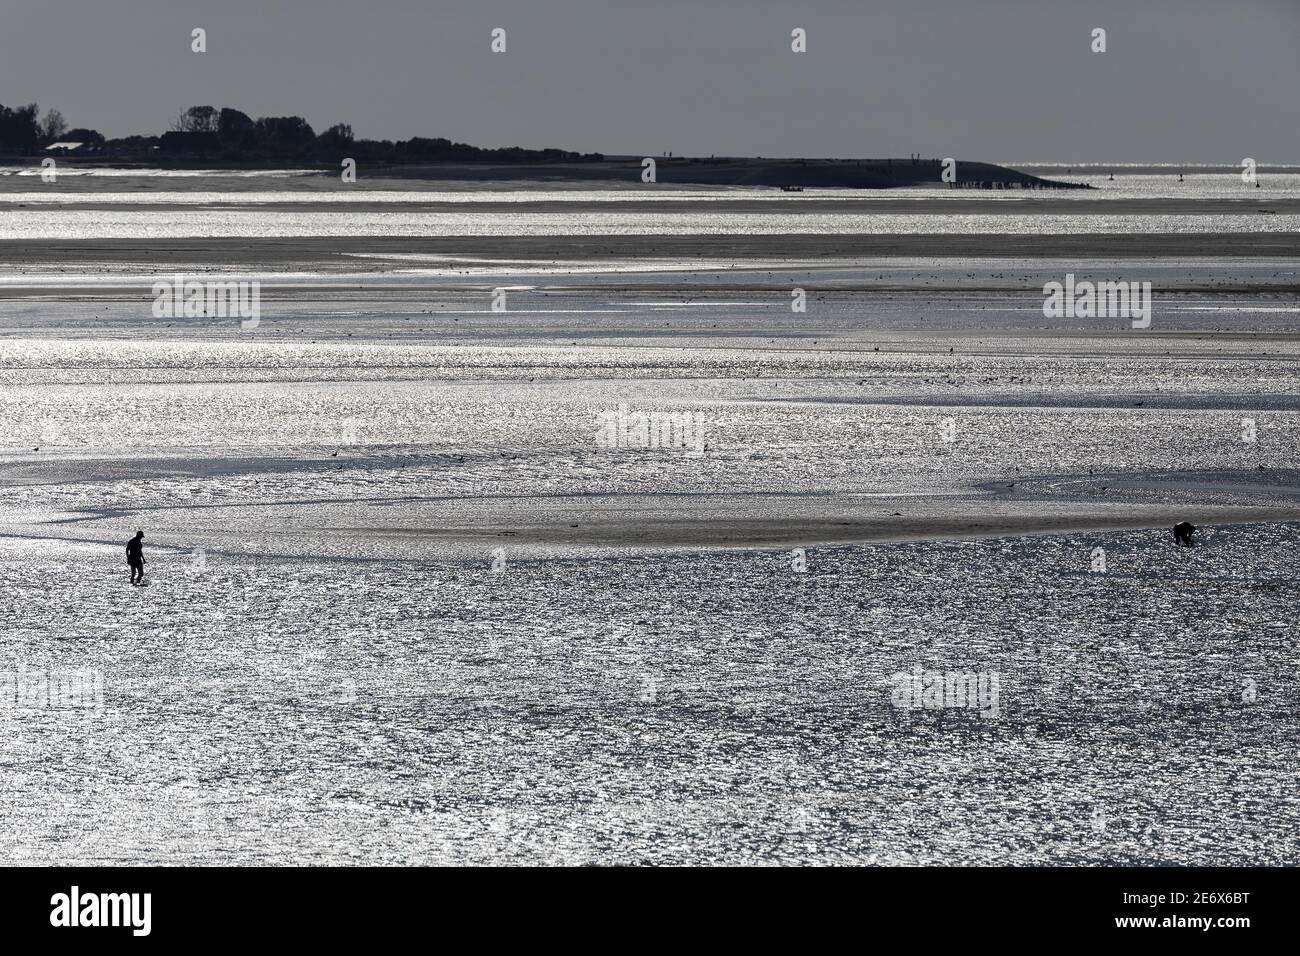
<box><xmin>126</xmin><ymin>531</ymin><xmax>146</xmax><ymax>585</ymax></box>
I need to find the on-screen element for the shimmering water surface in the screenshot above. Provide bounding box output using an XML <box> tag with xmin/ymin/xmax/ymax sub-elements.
<box><xmin>3</xmin><ymin>526</ymin><xmax>1297</xmax><ymax>865</ymax></box>
<box><xmin>1</xmin><ymin>174</ymin><xmax>1298</xmax><ymax>865</ymax></box>
<box><xmin>3</xmin><ymin>209</ymin><xmax>1298</xmax><ymax>241</ymax></box>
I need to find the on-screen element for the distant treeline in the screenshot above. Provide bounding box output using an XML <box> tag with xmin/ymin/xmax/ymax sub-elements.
<box><xmin>0</xmin><ymin>102</ymin><xmax>604</xmax><ymax>164</ymax></box>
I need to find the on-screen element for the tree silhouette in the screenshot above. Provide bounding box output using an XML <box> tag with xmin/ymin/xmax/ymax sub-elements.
<box><xmin>171</xmin><ymin>106</ymin><xmax>220</xmax><ymax>133</ymax></box>
<box><xmin>41</xmin><ymin>109</ymin><xmax>67</xmax><ymax>144</ymax></box>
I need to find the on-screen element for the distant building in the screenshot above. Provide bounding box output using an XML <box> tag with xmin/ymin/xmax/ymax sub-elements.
<box><xmin>44</xmin><ymin>141</ymin><xmax>88</xmax><ymax>155</ymax></box>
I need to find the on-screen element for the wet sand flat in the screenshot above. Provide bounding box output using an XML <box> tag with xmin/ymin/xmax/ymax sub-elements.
<box><xmin>4</xmin><ymin>232</ymin><xmax>1300</xmax><ymax>276</ymax></box>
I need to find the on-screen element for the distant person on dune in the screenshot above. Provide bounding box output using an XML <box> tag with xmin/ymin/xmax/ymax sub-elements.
<box><xmin>126</xmin><ymin>531</ymin><xmax>146</xmax><ymax>585</ymax></box>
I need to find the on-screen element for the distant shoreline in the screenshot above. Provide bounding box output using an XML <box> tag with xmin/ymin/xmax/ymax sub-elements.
<box><xmin>0</xmin><ymin>154</ymin><xmax>1092</xmax><ymax>190</ymax></box>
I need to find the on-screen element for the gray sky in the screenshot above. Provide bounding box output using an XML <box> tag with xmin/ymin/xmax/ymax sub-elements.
<box><xmin>5</xmin><ymin>0</ymin><xmax>1299</xmax><ymax>162</ymax></box>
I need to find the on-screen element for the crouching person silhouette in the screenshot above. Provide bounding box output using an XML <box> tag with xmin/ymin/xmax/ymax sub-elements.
<box><xmin>126</xmin><ymin>530</ymin><xmax>146</xmax><ymax>584</ymax></box>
